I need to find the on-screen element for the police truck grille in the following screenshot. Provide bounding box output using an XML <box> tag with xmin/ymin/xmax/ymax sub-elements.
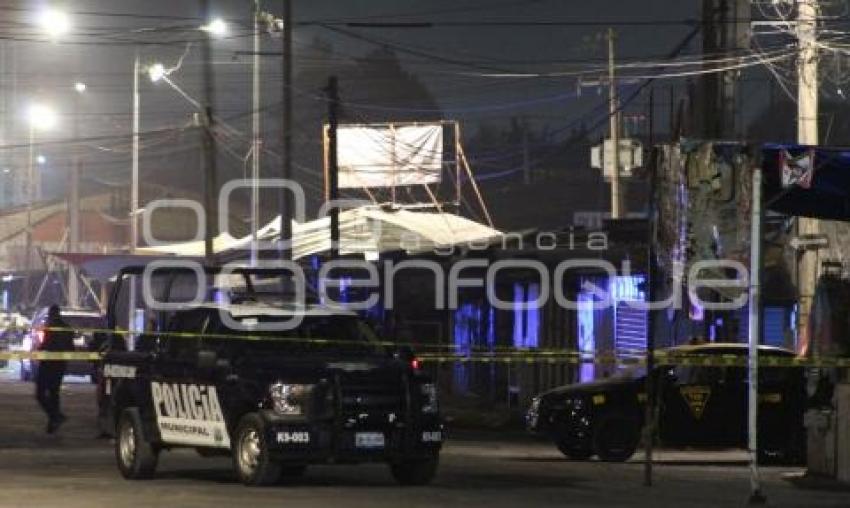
<box><xmin>340</xmin><ymin>385</ymin><xmax>402</xmax><ymax>412</ymax></box>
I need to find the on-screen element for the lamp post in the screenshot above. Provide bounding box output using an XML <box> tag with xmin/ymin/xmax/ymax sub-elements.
<box><xmin>251</xmin><ymin>1</ymin><xmax>261</xmax><ymax>266</ymax></box>
<box><xmin>25</xmin><ymin>103</ymin><xmax>58</xmax><ymax>306</ymax></box>
<box><xmin>131</xmin><ymin>52</ymin><xmax>140</xmax><ymax>253</ymax></box>
<box><xmin>133</xmin><ymin>19</ymin><xmax>227</xmax><ymax>259</ymax></box>
<box><xmin>68</xmin><ymin>82</ymin><xmax>85</xmax><ymax>307</ymax></box>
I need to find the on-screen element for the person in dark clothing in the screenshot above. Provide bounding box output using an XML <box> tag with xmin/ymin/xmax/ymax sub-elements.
<box><xmin>35</xmin><ymin>305</ymin><xmax>74</xmax><ymax>433</ymax></box>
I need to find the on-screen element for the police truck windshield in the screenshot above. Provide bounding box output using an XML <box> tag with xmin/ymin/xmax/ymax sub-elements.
<box><xmin>206</xmin><ymin>314</ymin><xmax>383</xmax><ymax>359</ymax></box>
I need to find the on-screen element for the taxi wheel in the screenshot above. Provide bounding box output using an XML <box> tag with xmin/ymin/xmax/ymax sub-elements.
<box><xmin>390</xmin><ymin>457</ymin><xmax>439</xmax><ymax>486</ymax></box>
<box><xmin>592</xmin><ymin>413</ymin><xmax>639</xmax><ymax>462</ymax></box>
<box><xmin>116</xmin><ymin>408</ymin><xmax>159</xmax><ymax>479</ymax></box>
<box><xmin>233</xmin><ymin>413</ymin><xmax>281</xmax><ymax>486</ymax></box>
<box><xmin>555</xmin><ymin>439</ymin><xmax>593</xmax><ymax>461</ymax></box>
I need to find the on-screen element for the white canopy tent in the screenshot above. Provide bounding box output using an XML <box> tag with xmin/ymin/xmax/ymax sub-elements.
<box><xmin>139</xmin><ymin>206</ymin><xmax>502</xmax><ymax>259</ymax></box>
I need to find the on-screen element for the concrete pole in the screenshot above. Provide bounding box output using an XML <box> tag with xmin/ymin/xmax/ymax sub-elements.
<box><xmin>522</xmin><ymin>119</ymin><xmax>531</xmax><ymax>185</ymax></box>
<box><xmin>280</xmin><ymin>0</ymin><xmax>293</xmax><ymax>261</ymax></box>
<box><xmin>747</xmin><ymin>167</ymin><xmax>765</xmax><ymax>505</ymax></box>
<box><xmin>796</xmin><ymin>0</ymin><xmax>820</xmax><ymax>349</ymax></box>
<box><xmin>251</xmin><ymin>0</ymin><xmax>261</xmax><ymax>266</ymax></box>
<box><xmin>326</xmin><ymin>76</ymin><xmax>340</xmax><ymax>259</ymax></box>
<box><xmin>25</xmin><ymin>124</ymin><xmax>34</xmax><ymax>307</ymax></box>
<box><xmin>608</xmin><ymin>28</ymin><xmax>622</xmax><ymax>219</ymax></box>
<box><xmin>131</xmin><ymin>52</ymin><xmax>140</xmax><ymax>253</ymax></box>
<box><xmin>200</xmin><ymin>0</ymin><xmax>218</xmax><ymax>265</ymax></box>
<box><xmin>68</xmin><ymin>91</ymin><xmax>80</xmax><ymax>308</ymax></box>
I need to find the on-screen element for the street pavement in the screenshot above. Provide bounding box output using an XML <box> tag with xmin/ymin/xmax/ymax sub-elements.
<box><xmin>0</xmin><ymin>380</ymin><xmax>847</xmax><ymax>508</ymax></box>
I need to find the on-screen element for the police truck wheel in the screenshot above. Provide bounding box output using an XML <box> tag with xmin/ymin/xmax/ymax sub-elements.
<box><xmin>592</xmin><ymin>413</ymin><xmax>639</xmax><ymax>462</ymax></box>
<box><xmin>233</xmin><ymin>413</ymin><xmax>281</xmax><ymax>486</ymax></box>
<box><xmin>389</xmin><ymin>457</ymin><xmax>438</xmax><ymax>486</ymax></box>
<box><xmin>116</xmin><ymin>408</ymin><xmax>158</xmax><ymax>479</ymax></box>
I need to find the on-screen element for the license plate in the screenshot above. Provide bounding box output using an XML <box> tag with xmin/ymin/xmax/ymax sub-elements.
<box><xmin>355</xmin><ymin>432</ymin><xmax>385</xmax><ymax>449</ymax></box>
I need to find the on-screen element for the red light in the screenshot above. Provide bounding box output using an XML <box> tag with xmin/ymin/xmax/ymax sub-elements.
<box><xmin>35</xmin><ymin>329</ymin><xmax>45</xmax><ymax>346</ymax></box>
<box><xmin>411</xmin><ymin>358</ymin><xmax>421</xmax><ymax>370</ymax></box>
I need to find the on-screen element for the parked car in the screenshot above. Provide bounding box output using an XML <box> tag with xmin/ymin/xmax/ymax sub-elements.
<box><xmin>0</xmin><ymin>312</ymin><xmax>30</xmax><ymax>368</ymax></box>
<box><xmin>20</xmin><ymin>307</ymin><xmax>104</xmax><ymax>382</ymax></box>
<box><xmin>526</xmin><ymin>343</ymin><xmax>806</xmax><ymax>464</ymax></box>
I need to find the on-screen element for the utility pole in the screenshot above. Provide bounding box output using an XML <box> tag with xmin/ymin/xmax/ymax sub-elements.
<box><xmin>643</xmin><ymin>100</ymin><xmax>656</xmax><ymax>487</ymax></box>
<box><xmin>250</xmin><ymin>0</ymin><xmax>262</xmax><ymax>266</ymax></box>
<box><xmin>200</xmin><ymin>0</ymin><xmax>218</xmax><ymax>264</ymax></box>
<box><xmin>68</xmin><ymin>84</ymin><xmax>81</xmax><ymax>308</ymax></box>
<box><xmin>280</xmin><ymin>0</ymin><xmax>293</xmax><ymax>261</ymax></box>
<box><xmin>797</xmin><ymin>0</ymin><xmax>820</xmax><ymax>345</ymax></box>
<box><xmin>24</xmin><ymin>123</ymin><xmax>34</xmax><ymax>306</ymax></box>
<box><xmin>522</xmin><ymin>119</ymin><xmax>531</xmax><ymax>185</ymax></box>
<box><xmin>325</xmin><ymin>76</ymin><xmax>340</xmax><ymax>259</ymax></box>
<box><xmin>747</xmin><ymin>167</ymin><xmax>766</xmax><ymax>505</ymax></box>
<box><xmin>608</xmin><ymin>28</ymin><xmax>622</xmax><ymax>219</ymax></box>
<box><xmin>131</xmin><ymin>51</ymin><xmax>140</xmax><ymax>254</ymax></box>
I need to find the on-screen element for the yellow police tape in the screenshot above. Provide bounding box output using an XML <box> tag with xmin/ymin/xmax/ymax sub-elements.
<box><xmin>6</xmin><ymin>326</ymin><xmax>849</xmax><ymax>368</ymax></box>
<box><xmin>3</xmin><ymin>349</ymin><xmax>850</xmax><ymax>368</ymax></box>
<box><xmin>417</xmin><ymin>353</ymin><xmax>850</xmax><ymax>367</ymax></box>
<box><xmin>0</xmin><ymin>351</ymin><xmax>102</xmax><ymax>361</ymax></box>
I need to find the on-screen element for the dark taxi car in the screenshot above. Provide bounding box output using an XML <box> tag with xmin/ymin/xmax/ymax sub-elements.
<box><xmin>99</xmin><ymin>267</ymin><xmax>442</xmax><ymax>486</ymax></box>
<box><xmin>527</xmin><ymin>343</ymin><xmax>805</xmax><ymax>463</ymax></box>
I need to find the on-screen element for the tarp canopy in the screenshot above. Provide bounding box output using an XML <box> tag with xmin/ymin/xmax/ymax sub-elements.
<box><xmin>49</xmin><ymin>252</ymin><xmax>203</xmax><ymax>281</ymax></box>
<box><xmin>138</xmin><ymin>206</ymin><xmax>503</xmax><ymax>259</ymax></box>
<box><xmin>763</xmin><ymin>144</ymin><xmax>850</xmax><ymax>221</ymax></box>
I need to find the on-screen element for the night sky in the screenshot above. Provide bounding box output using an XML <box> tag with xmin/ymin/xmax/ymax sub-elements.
<box><xmin>3</xmin><ymin>0</ymin><xmax>787</xmax><ymax>227</ymax></box>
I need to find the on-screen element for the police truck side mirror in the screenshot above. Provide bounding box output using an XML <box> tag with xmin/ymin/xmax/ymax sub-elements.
<box><xmin>92</xmin><ymin>332</ymin><xmax>107</xmax><ymax>352</ymax></box>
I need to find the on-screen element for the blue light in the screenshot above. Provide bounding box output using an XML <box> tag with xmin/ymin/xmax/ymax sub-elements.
<box><xmin>454</xmin><ymin>302</ymin><xmax>480</xmax><ymax>355</ymax></box>
<box><xmin>338</xmin><ymin>276</ymin><xmax>351</xmax><ymax>303</ymax></box>
<box><xmin>453</xmin><ymin>302</ymin><xmax>482</xmax><ymax>394</ymax></box>
<box><xmin>512</xmin><ymin>284</ymin><xmax>524</xmax><ymax>348</ymax></box>
<box><xmin>487</xmin><ymin>306</ymin><xmax>495</xmax><ymax>348</ymax></box>
<box><xmin>577</xmin><ymin>291</ymin><xmax>596</xmax><ymax>383</ymax></box>
<box><xmin>525</xmin><ymin>284</ymin><xmax>540</xmax><ymax>348</ymax></box>
<box><xmin>577</xmin><ymin>274</ymin><xmax>648</xmax><ymax>381</ymax></box>
<box><xmin>512</xmin><ymin>283</ymin><xmax>540</xmax><ymax>349</ymax></box>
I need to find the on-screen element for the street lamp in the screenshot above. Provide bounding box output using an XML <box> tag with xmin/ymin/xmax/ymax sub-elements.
<box><xmin>68</xmin><ymin>81</ymin><xmax>86</xmax><ymax>307</ymax></box>
<box><xmin>38</xmin><ymin>8</ymin><xmax>71</xmax><ymax>39</ymax></box>
<box><xmin>201</xmin><ymin>18</ymin><xmax>228</xmax><ymax>37</ymax></box>
<box><xmin>147</xmin><ymin>63</ymin><xmax>166</xmax><ymax>83</ymax></box>
<box><xmin>131</xmin><ymin>25</ymin><xmax>228</xmax><ymax>258</ymax></box>
<box><xmin>28</xmin><ymin>103</ymin><xmax>58</xmax><ymax>131</ymax></box>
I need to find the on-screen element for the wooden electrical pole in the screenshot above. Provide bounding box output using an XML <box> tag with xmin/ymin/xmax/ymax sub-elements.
<box><xmin>796</xmin><ymin>0</ymin><xmax>820</xmax><ymax>350</ymax></box>
<box><xmin>608</xmin><ymin>28</ymin><xmax>622</xmax><ymax>219</ymax></box>
<box><xmin>325</xmin><ymin>76</ymin><xmax>340</xmax><ymax>259</ymax></box>
<box><xmin>280</xmin><ymin>0</ymin><xmax>293</xmax><ymax>261</ymax></box>
<box><xmin>200</xmin><ymin>0</ymin><xmax>218</xmax><ymax>265</ymax></box>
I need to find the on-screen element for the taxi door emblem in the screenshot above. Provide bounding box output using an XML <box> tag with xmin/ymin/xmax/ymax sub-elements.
<box><xmin>679</xmin><ymin>386</ymin><xmax>711</xmax><ymax>419</ymax></box>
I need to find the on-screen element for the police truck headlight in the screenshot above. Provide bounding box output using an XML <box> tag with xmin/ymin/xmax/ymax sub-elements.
<box><xmin>269</xmin><ymin>383</ymin><xmax>312</xmax><ymax>416</ymax></box>
<box><xmin>421</xmin><ymin>383</ymin><xmax>439</xmax><ymax>414</ymax></box>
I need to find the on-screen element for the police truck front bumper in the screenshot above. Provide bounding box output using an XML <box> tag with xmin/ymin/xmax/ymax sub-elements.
<box><xmin>259</xmin><ymin>410</ymin><xmax>442</xmax><ymax>463</ymax></box>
